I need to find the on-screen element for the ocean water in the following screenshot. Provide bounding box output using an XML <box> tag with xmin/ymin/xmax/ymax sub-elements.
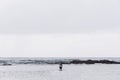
<box><xmin>0</xmin><ymin>64</ymin><xmax>120</xmax><ymax>80</ymax></box>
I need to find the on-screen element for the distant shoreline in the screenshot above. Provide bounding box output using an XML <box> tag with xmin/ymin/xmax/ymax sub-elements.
<box><xmin>69</xmin><ymin>59</ymin><xmax>120</xmax><ymax>64</ymax></box>
<box><xmin>0</xmin><ymin>58</ymin><xmax>120</xmax><ymax>66</ymax></box>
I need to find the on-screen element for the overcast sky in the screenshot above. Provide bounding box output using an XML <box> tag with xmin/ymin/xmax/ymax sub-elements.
<box><xmin>0</xmin><ymin>0</ymin><xmax>120</xmax><ymax>57</ymax></box>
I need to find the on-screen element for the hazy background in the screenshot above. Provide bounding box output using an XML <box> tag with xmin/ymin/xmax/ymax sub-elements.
<box><xmin>0</xmin><ymin>0</ymin><xmax>120</xmax><ymax>57</ymax></box>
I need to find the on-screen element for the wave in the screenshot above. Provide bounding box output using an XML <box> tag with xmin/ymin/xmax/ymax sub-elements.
<box><xmin>0</xmin><ymin>57</ymin><xmax>120</xmax><ymax>66</ymax></box>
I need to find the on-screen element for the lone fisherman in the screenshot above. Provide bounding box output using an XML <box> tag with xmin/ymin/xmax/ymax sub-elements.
<box><xmin>59</xmin><ymin>63</ymin><xmax>63</xmax><ymax>71</ymax></box>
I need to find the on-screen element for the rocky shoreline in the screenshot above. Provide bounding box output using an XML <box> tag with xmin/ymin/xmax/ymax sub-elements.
<box><xmin>0</xmin><ymin>59</ymin><xmax>120</xmax><ymax>66</ymax></box>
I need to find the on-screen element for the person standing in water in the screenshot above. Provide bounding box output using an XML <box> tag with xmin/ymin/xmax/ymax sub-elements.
<box><xmin>59</xmin><ymin>63</ymin><xmax>63</xmax><ymax>71</ymax></box>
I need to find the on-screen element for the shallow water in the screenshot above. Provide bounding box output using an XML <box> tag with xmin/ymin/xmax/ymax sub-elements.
<box><xmin>0</xmin><ymin>64</ymin><xmax>120</xmax><ymax>80</ymax></box>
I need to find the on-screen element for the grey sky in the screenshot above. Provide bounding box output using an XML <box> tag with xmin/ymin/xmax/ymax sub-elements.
<box><xmin>0</xmin><ymin>0</ymin><xmax>120</xmax><ymax>57</ymax></box>
<box><xmin>0</xmin><ymin>0</ymin><xmax>120</xmax><ymax>33</ymax></box>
